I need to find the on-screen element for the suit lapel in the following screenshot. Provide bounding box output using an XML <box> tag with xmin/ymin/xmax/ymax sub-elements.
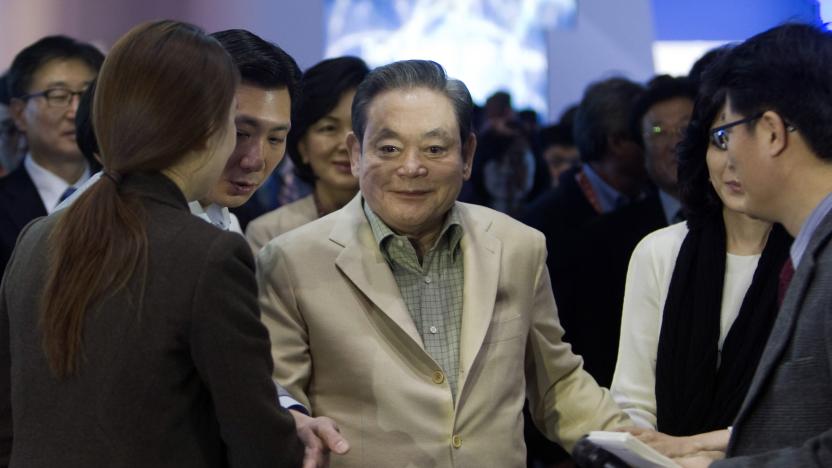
<box><xmin>331</xmin><ymin>196</ymin><xmax>424</xmax><ymax>349</ymax></box>
<box><xmin>732</xmin><ymin>213</ymin><xmax>832</xmax><ymax>429</ymax></box>
<box><xmin>457</xmin><ymin>205</ymin><xmax>502</xmax><ymax>394</ymax></box>
<box><xmin>2</xmin><ymin>166</ymin><xmax>47</xmax><ymax>229</ymax></box>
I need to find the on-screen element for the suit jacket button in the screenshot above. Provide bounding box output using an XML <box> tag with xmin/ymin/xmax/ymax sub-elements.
<box><xmin>452</xmin><ymin>435</ymin><xmax>462</xmax><ymax>448</ymax></box>
<box><xmin>432</xmin><ymin>370</ymin><xmax>445</xmax><ymax>384</ymax></box>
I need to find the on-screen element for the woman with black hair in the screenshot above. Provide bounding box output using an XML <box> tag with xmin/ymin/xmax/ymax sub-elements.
<box><xmin>246</xmin><ymin>56</ymin><xmax>369</xmax><ymax>251</ymax></box>
<box><xmin>609</xmin><ymin>61</ymin><xmax>792</xmax><ymax>458</ymax></box>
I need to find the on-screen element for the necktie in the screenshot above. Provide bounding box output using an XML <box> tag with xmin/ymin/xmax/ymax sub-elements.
<box><xmin>778</xmin><ymin>257</ymin><xmax>795</xmax><ymax>307</ymax></box>
<box><xmin>58</xmin><ymin>186</ymin><xmax>77</xmax><ymax>203</ymax></box>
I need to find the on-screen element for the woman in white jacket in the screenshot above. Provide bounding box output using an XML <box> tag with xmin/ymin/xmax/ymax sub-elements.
<box><xmin>610</xmin><ymin>58</ymin><xmax>792</xmax><ymax>458</ymax></box>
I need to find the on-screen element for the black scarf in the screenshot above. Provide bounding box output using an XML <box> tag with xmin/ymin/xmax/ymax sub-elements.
<box><xmin>655</xmin><ymin>214</ymin><xmax>791</xmax><ymax>436</ymax></box>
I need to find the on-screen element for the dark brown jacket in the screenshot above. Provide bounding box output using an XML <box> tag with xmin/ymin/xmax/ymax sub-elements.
<box><xmin>0</xmin><ymin>173</ymin><xmax>302</xmax><ymax>467</ymax></box>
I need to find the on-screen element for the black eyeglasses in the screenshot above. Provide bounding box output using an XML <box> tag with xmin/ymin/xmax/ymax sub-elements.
<box><xmin>21</xmin><ymin>88</ymin><xmax>86</xmax><ymax>108</ymax></box>
<box><xmin>709</xmin><ymin>113</ymin><xmax>764</xmax><ymax>150</ymax></box>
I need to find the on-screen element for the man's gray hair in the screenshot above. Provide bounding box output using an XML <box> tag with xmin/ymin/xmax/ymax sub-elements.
<box><xmin>351</xmin><ymin>60</ymin><xmax>474</xmax><ymax>150</ymax></box>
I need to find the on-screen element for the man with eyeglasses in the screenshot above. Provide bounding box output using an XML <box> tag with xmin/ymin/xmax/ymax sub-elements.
<box><xmin>521</xmin><ymin>77</ymin><xmax>647</xmax><ymax>397</ymax></box>
<box><xmin>565</xmin><ymin>76</ymin><xmax>699</xmax><ymax>389</ymax></box>
<box><xmin>633</xmin><ymin>75</ymin><xmax>696</xmax><ymax>226</ymax></box>
<box><xmin>683</xmin><ymin>23</ymin><xmax>832</xmax><ymax>468</ymax></box>
<box><xmin>0</xmin><ymin>35</ymin><xmax>103</xmax><ymax>272</ymax></box>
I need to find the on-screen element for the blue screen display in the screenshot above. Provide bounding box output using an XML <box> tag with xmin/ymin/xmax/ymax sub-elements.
<box><xmin>324</xmin><ymin>0</ymin><xmax>577</xmax><ymax>116</ymax></box>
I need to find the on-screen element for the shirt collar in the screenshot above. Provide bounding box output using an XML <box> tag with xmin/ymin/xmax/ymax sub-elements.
<box><xmin>362</xmin><ymin>200</ymin><xmax>464</xmax><ymax>263</ymax></box>
<box><xmin>188</xmin><ymin>201</ymin><xmax>234</xmax><ymax>231</ymax></box>
<box><xmin>790</xmin><ymin>191</ymin><xmax>832</xmax><ymax>268</ymax></box>
<box><xmin>24</xmin><ymin>153</ymin><xmax>90</xmax><ymax>214</ymax></box>
<box><xmin>582</xmin><ymin>163</ymin><xmax>629</xmax><ymax>213</ymax></box>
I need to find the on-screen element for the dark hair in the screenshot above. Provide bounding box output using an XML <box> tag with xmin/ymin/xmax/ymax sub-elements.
<box><xmin>688</xmin><ymin>44</ymin><xmax>734</xmax><ymax>89</ymax></box>
<box><xmin>517</xmin><ymin>109</ymin><xmax>538</xmax><ymax>125</ymax></box>
<box><xmin>42</xmin><ymin>20</ymin><xmax>239</xmax><ymax>378</ymax></box>
<box><xmin>476</xmin><ymin>121</ymin><xmax>528</xmax><ymax>162</ymax></box>
<box><xmin>573</xmin><ymin>77</ymin><xmax>644</xmax><ymax>162</ymax></box>
<box><xmin>7</xmin><ymin>35</ymin><xmax>104</xmax><ymax>99</ymax></box>
<box><xmin>710</xmin><ymin>22</ymin><xmax>832</xmax><ymax>162</ymax></box>
<box><xmin>0</xmin><ymin>72</ymin><xmax>21</xmax><ymax>171</ymax></box>
<box><xmin>539</xmin><ymin>123</ymin><xmax>574</xmax><ymax>149</ymax></box>
<box><xmin>352</xmin><ymin>60</ymin><xmax>474</xmax><ymax>152</ymax></box>
<box><xmin>558</xmin><ymin>104</ymin><xmax>579</xmax><ymax>127</ymax></box>
<box><xmin>287</xmin><ymin>56</ymin><xmax>369</xmax><ymax>183</ymax></box>
<box><xmin>0</xmin><ymin>73</ymin><xmax>10</xmax><ymax>105</ymax></box>
<box><xmin>74</xmin><ymin>80</ymin><xmax>101</xmax><ymax>172</ymax></box>
<box><xmin>484</xmin><ymin>91</ymin><xmax>512</xmax><ymax>117</ymax></box>
<box><xmin>677</xmin><ymin>56</ymin><xmax>732</xmax><ymax>225</ymax></box>
<box><xmin>630</xmin><ymin>75</ymin><xmax>697</xmax><ymax>147</ymax></box>
<box><xmin>210</xmin><ymin>29</ymin><xmax>302</xmax><ymax>106</ymax></box>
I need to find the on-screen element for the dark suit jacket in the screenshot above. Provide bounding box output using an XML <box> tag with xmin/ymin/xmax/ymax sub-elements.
<box><xmin>522</xmin><ymin>166</ymin><xmax>597</xmax><ymax>304</ymax></box>
<box><xmin>522</xmin><ymin>186</ymin><xmax>666</xmax><ymax>466</ymax></box>
<box><xmin>523</xmin><ymin>169</ymin><xmax>667</xmax><ymax>387</ymax></box>
<box><xmin>714</xmin><ymin>208</ymin><xmax>832</xmax><ymax>467</ymax></box>
<box><xmin>566</xmin><ymin>191</ymin><xmax>667</xmax><ymax>386</ymax></box>
<box><xmin>0</xmin><ymin>165</ymin><xmax>47</xmax><ymax>274</ymax></box>
<box><xmin>0</xmin><ymin>173</ymin><xmax>303</xmax><ymax>468</ymax></box>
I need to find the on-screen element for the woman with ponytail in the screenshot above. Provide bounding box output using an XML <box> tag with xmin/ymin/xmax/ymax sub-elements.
<box><xmin>0</xmin><ymin>20</ymin><xmax>302</xmax><ymax>467</ymax></box>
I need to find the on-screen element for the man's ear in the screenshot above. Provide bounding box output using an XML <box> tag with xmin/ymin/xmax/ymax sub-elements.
<box><xmin>758</xmin><ymin>110</ymin><xmax>790</xmax><ymax>158</ymax></box>
<box><xmin>462</xmin><ymin>132</ymin><xmax>476</xmax><ymax>181</ymax></box>
<box><xmin>9</xmin><ymin>98</ymin><xmax>28</xmax><ymax>133</ymax></box>
<box><xmin>347</xmin><ymin>132</ymin><xmax>361</xmax><ymax>177</ymax></box>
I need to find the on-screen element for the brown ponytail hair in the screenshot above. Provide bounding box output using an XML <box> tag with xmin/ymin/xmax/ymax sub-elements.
<box><xmin>40</xmin><ymin>20</ymin><xmax>239</xmax><ymax>378</ymax></box>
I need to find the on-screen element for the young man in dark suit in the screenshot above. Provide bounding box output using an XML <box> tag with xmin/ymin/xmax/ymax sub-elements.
<box><xmin>688</xmin><ymin>23</ymin><xmax>832</xmax><ymax>468</ymax></box>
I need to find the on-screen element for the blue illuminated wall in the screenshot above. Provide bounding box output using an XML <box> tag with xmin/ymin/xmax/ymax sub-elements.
<box><xmin>652</xmin><ymin>0</ymin><xmax>820</xmax><ymax>41</ymax></box>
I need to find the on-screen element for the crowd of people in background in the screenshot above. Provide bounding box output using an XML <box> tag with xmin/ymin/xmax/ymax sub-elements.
<box><xmin>0</xmin><ymin>17</ymin><xmax>831</xmax><ymax>468</ymax></box>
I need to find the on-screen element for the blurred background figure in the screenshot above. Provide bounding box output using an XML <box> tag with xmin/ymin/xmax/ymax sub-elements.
<box><xmin>465</xmin><ymin>120</ymin><xmax>549</xmax><ymax>217</ymax></box>
<box><xmin>480</xmin><ymin>90</ymin><xmax>514</xmax><ymax>133</ymax></box>
<box><xmin>633</xmin><ymin>75</ymin><xmax>695</xmax><ymax>224</ymax></box>
<box><xmin>539</xmin><ymin>122</ymin><xmax>579</xmax><ymax>188</ymax></box>
<box><xmin>522</xmin><ymin>77</ymin><xmax>646</xmax><ymax>350</ymax></box>
<box><xmin>558</xmin><ymin>75</ymin><xmax>698</xmax><ymax>394</ymax></box>
<box><xmin>0</xmin><ymin>73</ymin><xmax>26</xmax><ymax>177</ymax></box>
<box><xmin>517</xmin><ymin>107</ymin><xmax>542</xmax><ymax>154</ymax></box>
<box><xmin>246</xmin><ymin>56</ymin><xmax>369</xmax><ymax>251</ymax></box>
<box><xmin>522</xmin><ymin>76</ymin><xmax>646</xmax><ymax>468</ymax></box>
<box><xmin>0</xmin><ymin>35</ymin><xmax>103</xmax><ymax>272</ymax></box>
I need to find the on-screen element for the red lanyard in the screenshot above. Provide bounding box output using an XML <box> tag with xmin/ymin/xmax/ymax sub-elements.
<box><xmin>575</xmin><ymin>170</ymin><xmax>603</xmax><ymax>215</ymax></box>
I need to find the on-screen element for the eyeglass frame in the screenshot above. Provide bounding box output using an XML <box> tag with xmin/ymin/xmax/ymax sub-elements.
<box><xmin>709</xmin><ymin>112</ymin><xmax>765</xmax><ymax>151</ymax></box>
<box><xmin>19</xmin><ymin>87</ymin><xmax>87</xmax><ymax>108</ymax></box>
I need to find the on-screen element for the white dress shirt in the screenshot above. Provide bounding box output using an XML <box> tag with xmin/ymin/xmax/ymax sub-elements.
<box><xmin>188</xmin><ymin>201</ymin><xmax>242</xmax><ymax>235</ymax></box>
<box><xmin>24</xmin><ymin>154</ymin><xmax>90</xmax><ymax>214</ymax></box>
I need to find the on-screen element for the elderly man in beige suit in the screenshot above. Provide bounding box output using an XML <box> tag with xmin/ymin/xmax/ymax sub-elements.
<box><xmin>258</xmin><ymin>59</ymin><xmax>630</xmax><ymax>467</ymax></box>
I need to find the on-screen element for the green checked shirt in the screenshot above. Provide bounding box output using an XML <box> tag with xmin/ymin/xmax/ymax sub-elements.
<box><xmin>363</xmin><ymin>201</ymin><xmax>465</xmax><ymax>400</ymax></box>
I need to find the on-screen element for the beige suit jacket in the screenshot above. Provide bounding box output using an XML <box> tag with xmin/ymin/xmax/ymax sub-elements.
<box><xmin>257</xmin><ymin>195</ymin><xmax>629</xmax><ymax>468</ymax></box>
<box><xmin>246</xmin><ymin>194</ymin><xmax>317</xmax><ymax>253</ymax></box>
